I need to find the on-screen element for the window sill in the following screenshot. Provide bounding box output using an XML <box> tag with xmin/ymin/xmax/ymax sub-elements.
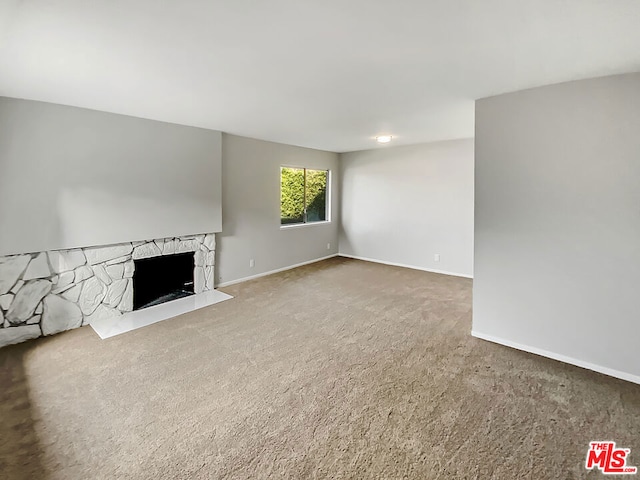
<box><xmin>280</xmin><ymin>221</ymin><xmax>331</xmax><ymax>230</ymax></box>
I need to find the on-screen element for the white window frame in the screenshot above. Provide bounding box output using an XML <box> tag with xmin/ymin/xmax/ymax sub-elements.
<box><xmin>280</xmin><ymin>166</ymin><xmax>331</xmax><ymax>229</ymax></box>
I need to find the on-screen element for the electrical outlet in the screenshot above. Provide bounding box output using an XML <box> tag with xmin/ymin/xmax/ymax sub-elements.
<box><xmin>434</xmin><ymin>254</ymin><xmax>440</xmax><ymax>262</ymax></box>
<box><xmin>249</xmin><ymin>259</ymin><xmax>255</xmax><ymax>268</ymax></box>
<box><xmin>327</xmin><ymin>243</ymin><xmax>331</xmax><ymax>250</ymax></box>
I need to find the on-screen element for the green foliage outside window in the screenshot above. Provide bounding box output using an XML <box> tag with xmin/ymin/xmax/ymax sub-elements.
<box><xmin>281</xmin><ymin>167</ymin><xmax>305</xmax><ymax>224</ymax></box>
<box><xmin>281</xmin><ymin>167</ymin><xmax>328</xmax><ymax>225</ymax></box>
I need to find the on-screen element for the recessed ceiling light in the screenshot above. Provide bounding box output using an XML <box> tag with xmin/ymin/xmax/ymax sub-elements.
<box><xmin>376</xmin><ymin>135</ymin><xmax>392</xmax><ymax>144</ymax></box>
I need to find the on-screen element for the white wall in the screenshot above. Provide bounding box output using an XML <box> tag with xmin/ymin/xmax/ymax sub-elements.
<box><xmin>473</xmin><ymin>72</ymin><xmax>640</xmax><ymax>383</ymax></box>
<box><xmin>0</xmin><ymin>97</ymin><xmax>222</xmax><ymax>256</ymax></box>
<box><xmin>339</xmin><ymin>139</ymin><xmax>474</xmax><ymax>277</ymax></box>
<box><xmin>216</xmin><ymin>134</ymin><xmax>339</xmax><ymax>286</ymax></box>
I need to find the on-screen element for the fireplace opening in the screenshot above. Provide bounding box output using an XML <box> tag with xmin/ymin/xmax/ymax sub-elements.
<box><xmin>133</xmin><ymin>252</ymin><xmax>195</xmax><ymax>310</ymax></box>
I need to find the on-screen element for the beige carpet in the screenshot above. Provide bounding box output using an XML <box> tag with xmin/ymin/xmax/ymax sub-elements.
<box><xmin>1</xmin><ymin>257</ymin><xmax>638</xmax><ymax>479</ymax></box>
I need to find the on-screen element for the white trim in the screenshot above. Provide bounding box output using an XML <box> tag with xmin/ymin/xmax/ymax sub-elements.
<box><xmin>471</xmin><ymin>330</ymin><xmax>640</xmax><ymax>385</ymax></box>
<box><xmin>216</xmin><ymin>254</ymin><xmax>339</xmax><ymax>288</ymax></box>
<box><xmin>280</xmin><ymin>221</ymin><xmax>332</xmax><ymax>230</ymax></box>
<box><xmin>338</xmin><ymin>253</ymin><xmax>473</xmax><ymax>279</ymax></box>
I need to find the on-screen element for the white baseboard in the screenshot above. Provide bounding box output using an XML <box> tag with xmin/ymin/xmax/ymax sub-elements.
<box><xmin>216</xmin><ymin>254</ymin><xmax>339</xmax><ymax>288</ymax></box>
<box><xmin>338</xmin><ymin>253</ymin><xmax>473</xmax><ymax>279</ymax></box>
<box><xmin>471</xmin><ymin>330</ymin><xmax>640</xmax><ymax>385</ymax></box>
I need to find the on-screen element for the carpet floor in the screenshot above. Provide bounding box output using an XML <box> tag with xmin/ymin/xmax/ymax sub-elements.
<box><xmin>1</xmin><ymin>257</ymin><xmax>638</xmax><ymax>479</ymax></box>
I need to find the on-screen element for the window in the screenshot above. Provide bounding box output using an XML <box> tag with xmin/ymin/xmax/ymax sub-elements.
<box><xmin>280</xmin><ymin>167</ymin><xmax>329</xmax><ymax>226</ymax></box>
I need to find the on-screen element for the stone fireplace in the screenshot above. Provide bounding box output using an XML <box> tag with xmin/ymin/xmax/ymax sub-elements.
<box><xmin>0</xmin><ymin>233</ymin><xmax>215</xmax><ymax>348</ymax></box>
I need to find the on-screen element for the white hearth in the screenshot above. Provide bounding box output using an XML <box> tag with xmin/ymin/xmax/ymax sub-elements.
<box><xmin>90</xmin><ymin>289</ymin><xmax>232</xmax><ymax>339</ymax></box>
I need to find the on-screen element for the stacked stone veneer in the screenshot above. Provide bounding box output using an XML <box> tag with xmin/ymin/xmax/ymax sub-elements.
<box><xmin>0</xmin><ymin>233</ymin><xmax>215</xmax><ymax>349</ymax></box>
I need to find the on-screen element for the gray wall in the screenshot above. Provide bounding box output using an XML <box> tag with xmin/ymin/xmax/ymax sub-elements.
<box><xmin>473</xmin><ymin>73</ymin><xmax>640</xmax><ymax>382</ymax></box>
<box><xmin>0</xmin><ymin>97</ymin><xmax>222</xmax><ymax>256</ymax></box>
<box><xmin>340</xmin><ymin>140</ymin><xmax>474</xmax><ymax>277</ymax></box>
<box><xmin>216</xmin><ymin>134</ymin><xmax>339</xmax><ymax>286</ymax></box>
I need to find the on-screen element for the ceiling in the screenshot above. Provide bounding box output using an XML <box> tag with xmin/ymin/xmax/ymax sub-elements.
<box><xmin>1</xmin><ymin>0</ymin><xmax>639</xmax><ymax>153</ymax></box>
